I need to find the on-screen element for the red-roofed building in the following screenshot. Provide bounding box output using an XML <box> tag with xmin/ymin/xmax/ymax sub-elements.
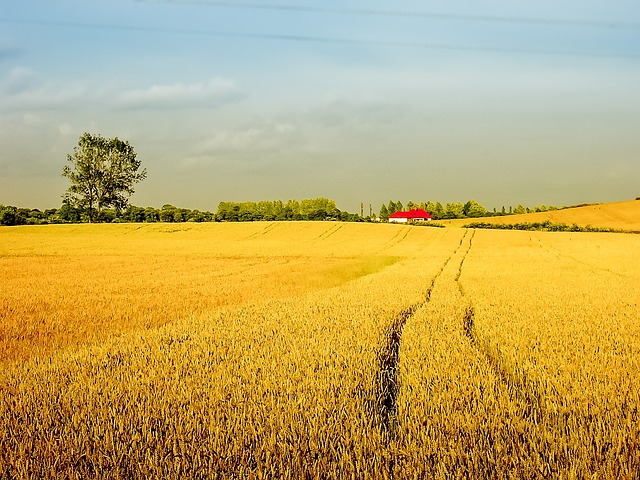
<box><xmin>388</xmin><ymin>209</ymin><xmax>433</xmax><ymax>223</ymax></box>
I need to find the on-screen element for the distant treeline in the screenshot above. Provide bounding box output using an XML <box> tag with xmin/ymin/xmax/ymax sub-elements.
<box><xmin>1</xmin><ymin>198</ymin><xmax>614</xmax><ymax>227</ymax></box>
<box><xmin>0</xmin><ymin>203</ymin><xmax>214</xmax><ymax>226</ymax></box>
<box><xmin>0</xmin><ymin>198</ymin><xmax>364</xmax><ymax>226</ymax></box>
<box><xmin>380</xmin><ymin>200</ymin><xmax>563</xmax><ymax>221</ymax></box>
<box><xmin>215</xmin><ymin>198</ymin><xmax>363</xmax><ymax>222</ymax></box>
<box><xmin>466</xmin><ymin>221</ymin><xmax>637</xmax><ymax>234</ymax></box>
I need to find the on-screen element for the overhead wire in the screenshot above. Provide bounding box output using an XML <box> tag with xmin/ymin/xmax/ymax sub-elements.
<box><xmin>1</xmin><ymin>7</ymin><xmax>639</xmax><ymax>60</ymax></box>
<box><xmin>136</xmin><ymin>0</ymin><xmax>640</xmax><ymax>31</ymax></box>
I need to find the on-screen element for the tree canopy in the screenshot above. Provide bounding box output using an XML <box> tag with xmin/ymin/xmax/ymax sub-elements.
<box><xmin>62</xmin><ymin>133</ymin><xmax>146</xmax><ymax>222</ymax></box>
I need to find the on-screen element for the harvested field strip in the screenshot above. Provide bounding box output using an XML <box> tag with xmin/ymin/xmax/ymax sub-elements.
<box><xmin>439</xmin><ymin>199</ymin><xmax>640</xmax><ymax>231</ymax></box>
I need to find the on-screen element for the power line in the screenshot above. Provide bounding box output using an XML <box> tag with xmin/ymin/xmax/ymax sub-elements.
<box><xmin>136</xmin><ymin>0</ymin><xmax>640</xmax><ymax>31</ymax></box>
<box><xmin>1</xmin><ymin>17</ymin><xmax>639</xmax><ymax>60</ymax></box>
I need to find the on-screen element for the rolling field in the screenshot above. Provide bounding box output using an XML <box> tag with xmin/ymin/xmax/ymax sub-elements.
<box><xmin>439</xmin><ymin>199</ymin><xmax>640</xmax><ymax>231</ymax></box>
<box><xmin>1</xmin><ymin>222</ymin><xmax>639</xmax><ymax>478</ymax></box>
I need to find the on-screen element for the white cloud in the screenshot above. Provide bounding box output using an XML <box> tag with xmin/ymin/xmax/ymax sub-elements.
<box><xmin>1</xmin><ymin>67</ymin><xmax>89</xmax><ymax>111</ymax></box>
<box><xmin>1</xmin><ymin>77</ymin><xmax>89</xmax><ymax>112</ymax></box>
<box><xmin>117</xmin><ymin>77</ymin><xmax>244</xmax><ymax>110</ymax></box>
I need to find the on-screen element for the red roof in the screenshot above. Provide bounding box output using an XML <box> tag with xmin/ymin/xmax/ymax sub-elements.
<box><xmin>388</xmin><ymin>209</ymin><xmax>433</xmax><ymax>219</ymax></box>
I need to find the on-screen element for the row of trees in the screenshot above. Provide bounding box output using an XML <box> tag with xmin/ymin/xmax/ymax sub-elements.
<box><xmin>379</xmin><ymin>200</ymin><xmax>560</xmax><ymax>221</ymax></box>
<box><xmin>0</xmin><ymin>199</ymin><xmax>366</xmax><ymax>226</ymax></box>
<box><xmin>2</xmin><ymin>199</ymin><xmax>563</xmax><ymax>226</ymax></box>
<box><xmin>216</xmin><ymin>198</ymin><xmax>363</xmax><ymax>222</ymax></box>
<box><xmin>0</xmin><ymin>203</ymin><xmax>217</xmax><ymax>226</ymax></box>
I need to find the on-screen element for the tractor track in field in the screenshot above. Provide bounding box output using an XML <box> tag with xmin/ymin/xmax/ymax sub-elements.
<box><xmin>313</xmin><ymin>224</ymin><xmax>342</xmax><ymax>241</ymax></box>
<box><xmin>372</xmin><ymin>230</ymin><xmax>470</xmax><ymax>435</ymax></box>
<box><xmin>373</xmin><ymin>227</ymin><xmax>545</xmax><ymax>442</ymax></box>
<box><xmin>454</xmin><ymin>231</ymin><xmax>544</xmax><ymax>424</ymax></box>
<box><xmin>534</xmin><ymin>235</ymin><xmax>627</xmax><ymax>278</ymax></box>
<box><xmin>373</xmin><ymin>226</ymin><xmax>414</xmax><ymax>254</ymax></box>
<box><xmin>243</xmin><ymin>222</ymin><xmax>277</xmax><ymax>240</ymax></box>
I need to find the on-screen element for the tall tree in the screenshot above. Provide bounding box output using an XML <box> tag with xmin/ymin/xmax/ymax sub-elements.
<box><xmin>379</xmin><ymin>204</ymin><xmax>389</xmax><ymax>221</ymax></box>
<box><xmin>513</xmin><ymin>204</ymin><xmax>527</xmax><ymax>214</ymax></box>
<box><xmin>463</xmin><ymin>200</ymin><xmax>487</xmax><ymax>218</ymax></box>
<box><xmin>443</xmin><ymin>202</ymin><xmax>465</xmax><ymax>219</ymax></box>
<box><xmin>62</xmin><ymin>133</ymin><xmax>146</xmax><ymax>222</ymax></box>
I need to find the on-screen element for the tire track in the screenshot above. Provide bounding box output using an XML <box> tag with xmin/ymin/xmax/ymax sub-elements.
<box><xmin>372</xmin><ymin>230</ymin><xmax>470</xmax><ymax>435</ymax></box>
<box><xmin>323</xmin><ymin>224</ymin><xmax>343</xmax><ymax>239</ymax></box>
<box><xmin>243</xmin><ymin>222</ymin><xmax>277</xmax><ymax>240</ymax></box>
<box><xmin>374</xmin><ymin>228</ymin><xmax>545</xmax><ymax>438</ymax></box>
<box><xmin>536</xmin><ymin>235</ymin><xmax>626</xmax><ymax>278</ymax></box>
<box><xmin>454</xmin><ymin>230</ymin><xmax>544</xmax><ymax>424</ymax></box>
<box><xmin>373</xmin><ymin>226</ymin><xmax>411</xmax><ymax>254</ymax></box>
<box><xmin>312</xmin><ymin>224</ymin><xmax>342</xmax><ymax>241</ymax></box>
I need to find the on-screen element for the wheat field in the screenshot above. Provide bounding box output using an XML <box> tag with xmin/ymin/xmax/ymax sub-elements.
<box><xmin>439</xmin><ymin>199</ymin><xmax>640</xmax><ymax>231</ymax></box>
<box><xmin>1</xmin><ymin>221</ymin><xmax>639</xmax><ymax>478</ymax></box>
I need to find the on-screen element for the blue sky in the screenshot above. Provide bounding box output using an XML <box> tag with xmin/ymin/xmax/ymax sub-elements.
<box><xmin>1</xmin><ymin>0</ymin><xmax>639</xmax><ymax>212</ymax></box>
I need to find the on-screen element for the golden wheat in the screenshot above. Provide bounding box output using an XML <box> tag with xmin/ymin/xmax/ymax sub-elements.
<box><xmin>1</xmin><ymin>222</ymin><xmax>639</xmax><ymax>478</ymax></box>
<box><xmin>440</xmin><ymin>198</ymin><xmax>640</xmax><ymax>230</ymax></box>
<box><xmin>0</xmin><ymin>222</ymin><xmax>404</xmax><ymax>363</ymax></box>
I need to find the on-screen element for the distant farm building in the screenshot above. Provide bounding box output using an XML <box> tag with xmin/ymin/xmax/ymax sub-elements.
<box><xmin>388</xmin><ymin>209</ymin><xmax>433</xmax><ymax>223</ymax></box>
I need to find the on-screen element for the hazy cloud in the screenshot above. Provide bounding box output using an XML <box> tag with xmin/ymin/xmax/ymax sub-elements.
<box><xmin>179</xmin><ymin>120</ymin><xmax>304</xmax><ymax>172</ymax></box>
<box><xmin>117</xmin><ymin>78</ymin><xmax>244</xmax><ymax>110</ymax></box>
<box><xmin>58</xmin><ymin>123</ymin><xmax>76</xmax><ymax>135</ymax></box>
<box><xmin>23</xmin><ymin>112</ymin><xmax>43</xmax><ymax>126</ymax></box>
<box><xmin>3</xmin><ymin>66</ymin><xmax>41</xmax><ymax>95</ymax></box>
<box><xmin>200</xmin><ymin>129</ymin><xmax>277</xmax><ymax>153</ymax></box>
<box><xmin>0</xmin><ymin>70</ymin><xmax>90</xmax><ymax>112</ymax></box>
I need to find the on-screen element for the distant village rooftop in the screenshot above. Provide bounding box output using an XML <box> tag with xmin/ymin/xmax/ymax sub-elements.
<box><xmin>388</xmin><ymin>209</ymin><xmax>433</xmax><ymax>223</ymax></box>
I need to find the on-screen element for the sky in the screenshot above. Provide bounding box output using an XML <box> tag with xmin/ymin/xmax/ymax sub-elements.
<box><xmin>1</xmin><ymin>0</ymin><xmax>639</xmax><ymax>213</ymax></box>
